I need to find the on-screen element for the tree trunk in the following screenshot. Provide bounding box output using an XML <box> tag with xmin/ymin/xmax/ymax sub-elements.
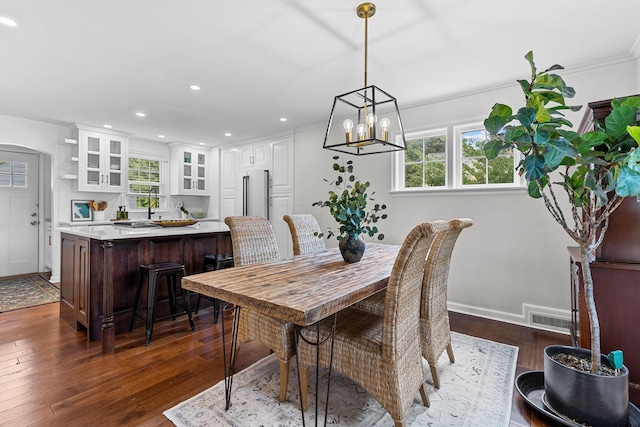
<box><xmin>579</xmin><ymin>244</ymin><xmax>601</xmax><ymax>372</ymax></box>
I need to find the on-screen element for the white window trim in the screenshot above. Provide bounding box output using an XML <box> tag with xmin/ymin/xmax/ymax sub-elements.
<box><xmin>392</xmin><ymin>122</ymin><xmax>525</xmax><ymax>194</ymax></box>
<box><xmin>128</xmin><ymin>151</ymin><xmax>168</xmax><ymax>212</ymax></box>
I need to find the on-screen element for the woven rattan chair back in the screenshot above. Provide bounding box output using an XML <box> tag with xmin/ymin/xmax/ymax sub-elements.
<box><xmin>421</xmin><ymin>217</ymin><xmax>473</xmax><ymax>389</ymax></box>
<box><xmin>283</xmin><ymin>214</ymin><xmax>326</xmax><ymax>256</ymax></box>
<box><xmin>224</xmin><ymin>216</ymin><xmax>281</xmax><ymax>266</ymax></box>
<box><xmin>223</xmin><ymin>215</ymin><xmax>294</xmax><ymax>403</ymax></box>
<box><xmin>297</xmin><ymin>220</ymin><xmax>450</xmax><ymax>426</ymax></box>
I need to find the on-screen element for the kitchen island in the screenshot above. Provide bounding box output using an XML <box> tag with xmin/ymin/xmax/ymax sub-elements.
<box><xmin>58</xmin><ymin>221</ymin><xmax>231</xmax><ymax>353</ymax></box>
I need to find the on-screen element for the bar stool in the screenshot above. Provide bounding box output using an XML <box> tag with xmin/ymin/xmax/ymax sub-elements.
<box><xmin>196</xmin><ymin>254</ymin><xmax>234</xmax><ymax>322</ymax></box>
<box><xmin>129</xmin><ymin>261</ymin><xmax>195</xmax><ymax>346</ymax></box>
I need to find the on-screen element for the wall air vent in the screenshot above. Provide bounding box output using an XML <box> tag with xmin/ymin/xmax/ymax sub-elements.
<box><xmin>530</xmin><ymin>313</ymin><xmax>571</xmax><ymax>332</ymax></box>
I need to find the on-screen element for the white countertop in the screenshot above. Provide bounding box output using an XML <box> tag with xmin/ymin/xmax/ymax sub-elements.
<box><xmin>57</xmin><ymin>220</ymin><xmax>229</xmax><ymax>240</ymax></box>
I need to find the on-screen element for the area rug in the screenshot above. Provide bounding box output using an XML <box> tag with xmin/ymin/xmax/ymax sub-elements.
<box><xmin>0</xmin><ymin>274</ymin><xmax>60</xmax><ymax>312</ymax></box>
<box><xmin>164</xmin><ymin>332</ymin><xmax>518</xmax><ymax>427</ymax></box>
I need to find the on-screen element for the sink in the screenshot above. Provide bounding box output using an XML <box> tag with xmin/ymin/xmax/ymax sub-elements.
<box><xmin>113</xmin><ymin>220</ymin><xmax>160</xmax><ymax>228</ymax></box>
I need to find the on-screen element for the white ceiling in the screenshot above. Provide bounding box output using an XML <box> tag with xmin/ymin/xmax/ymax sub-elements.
<box><xmin>1</xmin><ymin>0</ymin><xmax>639</xmax><ymax>147</ymax></box>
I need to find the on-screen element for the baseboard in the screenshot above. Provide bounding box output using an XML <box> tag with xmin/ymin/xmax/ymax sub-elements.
<box><xmin>448</xmin><ymin>302</ymin><xmax>571</xmax><ymax>335</ymax></box>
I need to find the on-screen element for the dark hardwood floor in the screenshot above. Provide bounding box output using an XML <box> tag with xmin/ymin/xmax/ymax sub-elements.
<box><xmin>0</xmin><ymin>302</ymin><xmax>570</xmax><ymax>426</ymax></box>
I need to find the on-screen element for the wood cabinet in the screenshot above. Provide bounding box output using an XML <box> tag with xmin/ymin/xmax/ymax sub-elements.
<box><xmin>169</xmin><ymin>143</ymin><xmax>211</xmax><ymax>195</ymax></box>
<box><xmin>60</xmin><ymin>230</ymin><xmax>232</xmax><ymax>341</ymax></box>
<box><xmin>570</xmin><ymin>95</ymin><xmax>640</xmax><ymax>405</ymax></box>
<box><xmin>76</xmin><ymin>124</ymin><xmax>129</xmax><ymax>192</ymax></box>
<box><xmin>59</xmin><ymin>234</ymin><xmax>90</xmax><ymax>330</ymax></box>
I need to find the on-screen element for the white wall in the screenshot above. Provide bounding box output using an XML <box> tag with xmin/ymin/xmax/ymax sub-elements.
<box><xmin>293</xmin><ymin>59</ymin><xmax>639</xmax><ymax>329</ymax></box>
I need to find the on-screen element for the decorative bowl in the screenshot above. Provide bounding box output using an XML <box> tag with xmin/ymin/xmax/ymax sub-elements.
<box><xmin>191</xmin><ymin>211</ymin><xmax>206</xmax><ymax>219</ymax></box>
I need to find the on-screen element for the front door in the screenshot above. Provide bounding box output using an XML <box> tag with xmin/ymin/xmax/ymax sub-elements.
<box><xmin>0</xmin><ymin>150</ymin><xmax>39</xmax><ymax>276</ymax></box>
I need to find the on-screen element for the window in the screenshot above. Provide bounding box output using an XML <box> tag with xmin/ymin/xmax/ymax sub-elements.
<box><xmin>394</xmin><ymin>122</ymin><xmax>523</xmax><ymax>192</ymax></box>
<box><xmin>0</xmin><ymin>160</ymin><xmax>28</xmax><ymax>188</ymax></box>
<box><xmin>127</xmin><ymin>154</ymin><xmax>167</xmax><ymax>211</ymax></box>
<box><xmin>458</xmin><ymin>125</ymin><xmax>518</xmax><ymax>187</ymax></box>
<box><xmin>404</xmin><ymin>129</ymin><xmax>447</xmax><ymax>188</ymax></box>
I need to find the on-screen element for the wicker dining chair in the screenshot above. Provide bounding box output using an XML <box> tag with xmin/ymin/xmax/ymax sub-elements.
<box><xmin>224</xmin><ymin>216</ymin><xmax>295</xmax><ymax>402</ymax></box>
<box><xmin>354</xmin><ymin>218</ymin><xmax>473</xmax><ymax>389</ymax></box>
<box><xmin>297</xmin><ymin>220</ymin><xmax>450</xmax><ymax>427</ymax></box>
<box><xmin>282</xmin><ymin>214</ymin><xmax>326</xmax><ymax>256</ymax></box>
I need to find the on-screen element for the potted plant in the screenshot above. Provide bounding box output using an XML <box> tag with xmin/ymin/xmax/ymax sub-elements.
<box><xmin>484</xmin><ymin>51</ymin><xmax>640</xmax><ymax>426</ymax></box>
<box><xmin>313</xmin><ymin>155</ymin><xmax>388</xmax><ymax>263</ymax></box>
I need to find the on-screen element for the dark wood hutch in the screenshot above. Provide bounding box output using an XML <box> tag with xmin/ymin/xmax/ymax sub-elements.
<box><xmin>570</xmin><ymin>96</ymin><xmax>640</xmax><ymax>405</ymax></box>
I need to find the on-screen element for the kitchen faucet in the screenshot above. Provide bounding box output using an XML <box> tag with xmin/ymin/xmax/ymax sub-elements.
<box><xmin>148</xmin><ymin>187</ymin><xmax>158</xmax><ymax>219</ymax></box>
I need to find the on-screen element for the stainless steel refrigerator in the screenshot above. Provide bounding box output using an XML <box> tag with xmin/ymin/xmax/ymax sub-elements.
<box><xmin>241</xmin><ymin>169</ymin><xmax>269</xmax><ymax>218</ymax></box>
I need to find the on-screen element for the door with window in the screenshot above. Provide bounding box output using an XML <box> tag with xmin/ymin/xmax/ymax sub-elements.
<box><xmin>0</xmin><ymin>150</ymin><xmax>39</xmax><ymax>276</ymax></box>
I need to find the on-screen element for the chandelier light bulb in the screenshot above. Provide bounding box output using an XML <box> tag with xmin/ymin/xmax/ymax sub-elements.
<box><xmin>380</xmin><ymin>117</ymin><xmax>390</xmax><ymax>141</ymax></box>
<box><xmin>343</xmin><ymin>119</ymin><xmax>354</xmax><ymax>142</ymax></box>
<box><xmin>367</xmin><ymin>113</ymin><xmax>376</xmax><ymax>138</ymax></box>
<box><xmin>357</xmin><ymin>123</ymin><xmax>366</xmax><ymax>141</ymax></box>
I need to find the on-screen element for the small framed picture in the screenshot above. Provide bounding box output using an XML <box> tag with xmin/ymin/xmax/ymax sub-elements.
<box><xmin>71</xmin><ymin>200</ymin><xmax>92</xmax><ymax>222</ymax></box>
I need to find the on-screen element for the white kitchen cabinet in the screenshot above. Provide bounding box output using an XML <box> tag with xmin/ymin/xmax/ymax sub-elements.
<box><xmin>76</xmin><ymin>125</ymin><xmax>129</xmax><ymax>192</ymax></box>
<box><xmin>169</xmin><ymin>143</ymin><xmax>211</xmax><ymax>195</ymax></box>
<box><xmin>218</xmin><ymin>136</ymin><xmax>294</xmax><ymax>255</ymax></box>
<box><xmin>239</xmin><ymin>142</ymin><xmax>270</xmax><ymax>170</ymax></box>
<box><xmin>270</xmin><ymin>137</ymin><xmax>293</xmax><ymax>193</ymax></box>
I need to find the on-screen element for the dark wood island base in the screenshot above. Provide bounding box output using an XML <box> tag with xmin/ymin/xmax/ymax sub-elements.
<box><xmin>59</xmin><ymin>222</ymin><xmax>232</xmax><ymax>353</ymax></box>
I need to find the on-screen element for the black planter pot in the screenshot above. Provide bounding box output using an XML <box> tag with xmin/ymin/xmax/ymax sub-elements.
<box><xmin>338</xmin><ymin>235</ymin><xmax>365</xmax><ymax>263</ymax></box>
<box><xmin>544</xmin><ymin>345</ymin><xmax>629</xmax><ymax>427</ymax></box>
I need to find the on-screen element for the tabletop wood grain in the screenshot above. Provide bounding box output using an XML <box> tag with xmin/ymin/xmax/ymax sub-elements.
<box><xmin>182</xmin><ymin>243</ymin><xmax>400</xmax><ymax>326</ymax></box>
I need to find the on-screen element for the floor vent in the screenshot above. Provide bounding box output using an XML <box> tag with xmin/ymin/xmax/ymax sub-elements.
<box><xmin>530</xmin><ymin>313</ymin><xmax>571</xmax><ymax>331</ymax></box>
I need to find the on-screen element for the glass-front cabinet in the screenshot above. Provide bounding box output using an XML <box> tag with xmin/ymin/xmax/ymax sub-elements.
<box><xmin>76</xmin><ymin>125</ymin><xmax>129</xmax><ymax>192</ymax></box>
<box><xmin>170</xmin><ymin>143</ymin><xmax>210</xmax><ymax>195</ymax></box>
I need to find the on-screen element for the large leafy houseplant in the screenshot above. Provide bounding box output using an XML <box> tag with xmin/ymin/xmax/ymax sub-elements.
<box><xmin>313</xmin><ymin>155</ymin><xmax>388</xmax><ymax>241</ymax></box>
<box><xmin>484</xmin><ymin>51</ymin><xmax>640</xmax><ymax>373</ymax></box>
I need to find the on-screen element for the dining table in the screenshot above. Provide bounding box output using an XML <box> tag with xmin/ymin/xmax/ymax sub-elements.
<box><xmin>181</xmin><ymin>242</ymin><xmax>401</xmax><ymax>426</ymax></box>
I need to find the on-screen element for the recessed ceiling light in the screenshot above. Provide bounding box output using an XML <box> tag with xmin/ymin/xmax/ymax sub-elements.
<box><xmin>0</xmin><ymin>17</ymin><xmax>17</xmax><ymax>27</ymax></box>
<box><xmin>158</xmin><ymin>135</ymin><xmax>165</xmax><ymax>139</ymax></box>
<box><xmin>190</xmin><ymin>85</ymin><xmax>201</xmax><ymax>91</ymax></box>
<box><xmin>280</xmin><ymin>117</ymin><xmax>287</xmax><ymax>122</ymax></box>
<box><xmin>224</xmin><ymin>133</ymin><xmax>232</xmax><ymax>137</ymax></box>
<box><xmin>135</xmin><ymin>112</ymin><xmax>146</xmax><ymax>117</ymax></box>
<box><xmin>103</xmin><ymin>124</ymin><xmax>112</xmax><ymax>129</ymax></box>
<box><xmin>198</xmin><ymin>142</ymin><xmax>205</xmax><ymax>146</ymax></box>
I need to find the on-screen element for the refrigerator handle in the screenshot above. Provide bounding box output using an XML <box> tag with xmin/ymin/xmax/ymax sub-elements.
<box><xmin>243</xmin><ymin>175</ymin><xmax>248</xmax><ymax>216</ymax></box>
<box><xmin>264</xmin><ymin>170</ymin><xmax>270</xmax><ymax>220</ymax></box>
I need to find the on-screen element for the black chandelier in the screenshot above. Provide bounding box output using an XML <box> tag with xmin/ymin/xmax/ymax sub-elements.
<box><xmin>322</xmin><ymin>3</ymin><xmax>406</xmax><ymax>156</ymax></box>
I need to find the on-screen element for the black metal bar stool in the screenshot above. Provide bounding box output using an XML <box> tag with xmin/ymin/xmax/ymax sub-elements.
<box><xmin>196</xmin><ymin>254</ymin><xmax>234</xmax><ymax>322</ymax></box>
<box><xmin>129</xmin><ymin>261</ymin><xmax>195</xmax><ymax>345</ymax></box>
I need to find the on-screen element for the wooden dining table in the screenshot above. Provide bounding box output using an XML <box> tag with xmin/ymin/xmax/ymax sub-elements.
<box><xmin>181</xmin><ymin>242</ymin><xmax>401</xmax><ymax>425</ymax></box>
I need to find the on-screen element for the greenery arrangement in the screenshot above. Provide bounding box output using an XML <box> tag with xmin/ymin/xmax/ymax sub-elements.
<box><xmin>313</xmin><ymin>155</ymin><xmax>388</xmax><ymax>241</ymax></box>
<box><xmin>483</xmin><ymin>51</ymin><xmax>640</xmax><ymax>372</ymax></box>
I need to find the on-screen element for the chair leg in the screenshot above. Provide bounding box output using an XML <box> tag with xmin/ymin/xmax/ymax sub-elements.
<box><xmin>299</xmin><ymin>366</ymin><xmax>309</xmax><ymax>411</ymax></box>
<box><xmin>419</xmin><ymin>383</ymin><xmax>430</xmax><ymax>407</ymax></box>
<box><xmin>446</xmin><ymin>342</ymin><xmax>455</xmax><ymax>363</ymax></box>
<box><xmin>392</xmin><ymin>419</ymin><xmax>406</xmax><ymax>427</ymax></box>
<box><xmin>278</xmin><ymin>359</ymin><xmax>289</xmax><ymax>402</ymax></box>
<box><xmin>145</xmin><ymin>270</ymin><xmax>159</xmax><ymax>346</ymax></box>
<box><xmin>194</xmin><ymin>293</ymin><xmax>202</xmax><ymax>314</ymax></box>
<box><xmin>167</xmin><ymin>274</ymin><xmax>177</xmax><ymax>320</ymax></box>
<box><xmin>129</xmin><ymin>271</ymin><xmax>144</xmax><ymax>332</ymax></box>
<box><xmin>429</xmin><ymin>364</ymin><xmax>440</xmax><ymax>390</ymax></box>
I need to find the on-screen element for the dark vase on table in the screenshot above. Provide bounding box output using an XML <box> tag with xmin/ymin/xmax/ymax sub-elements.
<box><xmin>339</xmin><ymin>235</ymin><xmax>365</xmax><ymax>263</ymax></box>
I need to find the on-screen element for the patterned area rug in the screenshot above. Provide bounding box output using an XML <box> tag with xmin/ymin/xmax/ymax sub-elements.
<box><xmin>164</xmin><ymin>332</ymin><xmax>518</xmax><ymax>427</ymax></box>
<box><xmin>0</xmin><ymin>274</ymin><xmax>60</xmax><ymax>312</ymax></box>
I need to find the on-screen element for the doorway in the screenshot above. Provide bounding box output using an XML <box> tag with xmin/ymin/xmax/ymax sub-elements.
<box><xmin>0</xmin><ymin>149</ymin><xmax>40</xmax><ymax>276</ymax></box>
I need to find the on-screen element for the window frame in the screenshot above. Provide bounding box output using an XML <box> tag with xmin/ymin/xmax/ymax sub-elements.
<box><xmin>399</xmin><ymin>127</ymin><xmax>449</xmax><ymax>190</ymax></box>
<box><xmin>392</xmin><ymin>122</ymin><xmax>525</xmax><ymax>194</ymax></box>
<box><xmin>127</xmin><ymin>151</ymin><xmax>168</xmax><ymax>213</ymax></box>
<box><xmin>454</xmin><ymin>122</ymin><xmax>523</xmax><ymax>190</ymax></box>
